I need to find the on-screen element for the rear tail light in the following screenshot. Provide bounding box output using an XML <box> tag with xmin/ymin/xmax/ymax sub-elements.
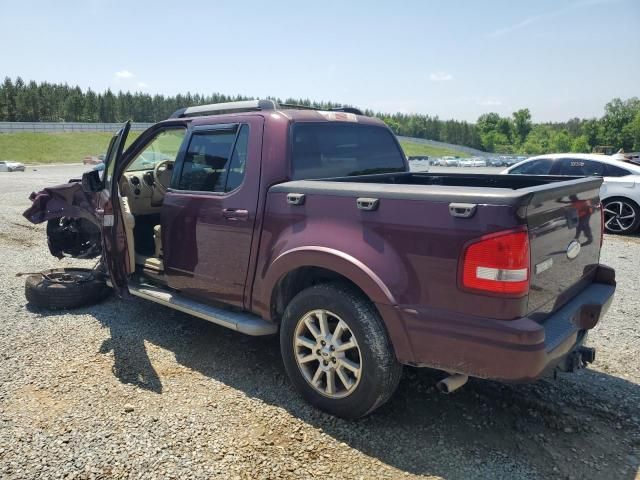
<box><xmin>461</xmin><ymin>228</ymin><xmax>530</xmax><ymax>296</ymax></box>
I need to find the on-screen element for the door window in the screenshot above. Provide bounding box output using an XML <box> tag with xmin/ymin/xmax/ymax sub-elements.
<box><xmin>603</xmin><ymin>164</ymin><xmax>631</xmax><ymax>177</ymax></box>
<box><xmin>127</xmin><ymin>128</ymin><xmax>186</xmax><ymax>172</ymax></box>
<box><xmin>508</xmin><ymin>159</ymin><xmax>554</xmax><ymax>175</ymax></box>
<box><xmin>556</xmin><ymin>158</ymin><xmax>605</xmax><ymax>176</ymax></box>
<box><xmin>177</xmin><ymin>125</ymin><xmax>249</xmax><ymax>193</ymax></box>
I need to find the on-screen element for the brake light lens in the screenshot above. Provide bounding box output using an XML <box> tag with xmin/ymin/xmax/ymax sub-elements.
<box><xmin>461</xmin><ymin>229</ymin><xmax>530</xmax><ymax>296</ymax></box>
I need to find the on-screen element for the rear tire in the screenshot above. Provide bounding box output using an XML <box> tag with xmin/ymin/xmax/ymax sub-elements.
<box><xmin>280</xmin><ymin>283</ymin><xmax>402</xmax><ymax>418</ymax></box>
<box><xmin>25</xmin><ymin>268</ymin><xmax>111</xmax><ymax>310</ymax></box>
<box><xmin>603</xmin><ymin>197</ymin><xmax>640</xmax><ymax>234</ymax></box>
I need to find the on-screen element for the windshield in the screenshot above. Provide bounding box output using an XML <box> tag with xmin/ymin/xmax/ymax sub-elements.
<box><xmin>128</xmin><ymin>128</ymin><xmax>186</xmax><ymax>172</ymax></box>
<box><xmin>290</xmin><ymin>123</ymin><xmax>406</xmax><ymax>180</ymax></box>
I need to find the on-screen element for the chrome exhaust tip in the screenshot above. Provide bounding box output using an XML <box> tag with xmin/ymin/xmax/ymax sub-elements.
<box><xmin>436</xmin><ymin>373</ymin><xmax>469</xmax><ymax>394</ymax></box>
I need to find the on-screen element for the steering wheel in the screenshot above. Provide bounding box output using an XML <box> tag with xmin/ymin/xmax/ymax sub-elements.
<box><xmin>153</xmin><ymin>160</ymin><xmax>174</xmax><ymax>193</ymax></box>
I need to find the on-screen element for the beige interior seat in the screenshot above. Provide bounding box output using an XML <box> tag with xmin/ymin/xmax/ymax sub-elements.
<box><xmin>134</xmin><ymin>224</ymin><xmax>164</xmax><ymax>272</ymax></box>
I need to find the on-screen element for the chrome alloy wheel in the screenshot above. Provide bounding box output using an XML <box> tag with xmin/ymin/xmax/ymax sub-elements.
<box><xmin>604</xmin><ymin>200</ymin><xmax>636</xmax><ymax>232</ymax></box>
<box><xmin>293</xmin><ymin>309</ymin><xmax>362</xmax><ymax>399</ymax></box>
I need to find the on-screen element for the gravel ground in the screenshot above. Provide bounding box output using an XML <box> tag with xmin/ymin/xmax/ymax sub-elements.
<box><xmin>0</xmin><ymin>165</ymin><xmax>638</xmax><ymax>480</ymax></box>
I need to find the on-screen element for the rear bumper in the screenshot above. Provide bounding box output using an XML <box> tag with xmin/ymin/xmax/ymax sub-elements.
<box><xmin>380</xmin><ymin>264</ymin><xmax>616</xmax><ymax>382</ymax></box>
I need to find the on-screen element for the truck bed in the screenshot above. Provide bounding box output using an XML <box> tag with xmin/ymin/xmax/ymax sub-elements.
<box><xmin>270</xmin><ymin>172</ymin><xmax>595</xmax><ymax>207</ymax></box>
<box><xmin>265</xmin><ymin>172</ymin><xmax>603</xmax><ymax>322</ymax></box>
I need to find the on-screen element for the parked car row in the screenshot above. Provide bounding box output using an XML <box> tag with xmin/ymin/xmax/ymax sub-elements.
<box><xmin>407</xmin><ymin>155</ymin><xmax>530</xmax><ymax>168</ymax></box>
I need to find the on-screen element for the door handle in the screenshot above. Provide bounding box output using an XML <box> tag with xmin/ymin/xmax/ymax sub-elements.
<box><xmin>222</xmin><ymin>208</ymin><xmax>249</xmax><ymax>221</ymax></box>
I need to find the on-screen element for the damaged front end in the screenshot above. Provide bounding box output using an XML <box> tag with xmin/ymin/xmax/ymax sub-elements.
<box><xmin>23</xmin><ymin>180</ymin><xmax>102</xmax><ymax>259</ymax></box>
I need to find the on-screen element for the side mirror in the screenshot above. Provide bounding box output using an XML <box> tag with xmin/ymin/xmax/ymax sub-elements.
<box><xmin>81</xmin><ymin>170</ymin><xmax>104</xmax><ymax>193</ymax></box>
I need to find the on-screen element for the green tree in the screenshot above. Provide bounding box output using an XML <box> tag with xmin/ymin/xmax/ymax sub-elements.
<box><xmin>5</xmin><ymin>75</ymin><xmax>640</xmax><ymax>157</ymax></box>
<box><xmin>381</xmin><ymin>116</ymin><xmax>401</xmax><ymax>134</ymax></box>
<box><xmin>512</xmin><ymin>108</ymin><xmax>532</xmax><ymax>145</ymax></box>
<box><xmin>100</xmin><ymin>89</ymin><xmax>117</xmax><ymax>122</ymax></box>
<box><xmin>0</xmin><ymin>76</ymin><xmax>17</xmax><ymax>121</ymax></box>
<box><xmin>496</xmin><ymin>117</ymin><xmax>513</xmax><ymax>142</ymax></box>
<box><xmin>601</xmin><ymin>97</ymin><xmax>640</xmax><ymax>150</ymax></box>
<box><xmin>82</xmin><ymin>89</ymin><xmax>99</xmax><ymax>122</ymax></box>
<box><xmin>521</xmin><ymin>125</ymin><xmax>554</xmax><ymax>154</ymax></box>
<box><xmin>551</xmin><ymin>131</ymin><xmax>572</xmax><ymax>152</ymax></box>
<box><xmin>476</xmin><ymin>112</ymin><xmax>501</xmax><ymax>135</ymax></box>
<box><xmin>571</xmin><ymin>135</ymin><xmax>590</xmax><ymax>153</ymax></box>
<box><xmin>481</xmin><ymin>131</ymin><xmax>511</xmax><ymax>153</ymax></box>
<box><xmin>581</xmin><ymin>119</ymin><xmax>601</xmax><ymax>150</ymax></box>
<box><xmin>63</xmin><ymin>88</ymin><xmax>84</xmax><ymax>121</ymax></box>
<box><xmin>626</xmin><ymin>110</ymin><xmax>640</xmax><ymax>151</ymax></box>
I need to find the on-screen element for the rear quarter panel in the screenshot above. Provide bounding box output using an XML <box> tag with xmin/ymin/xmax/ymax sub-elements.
<box><xmin>252</xmin><ymin>190</ymin><xmax>529</xmax><ymax>320</ymax></box>
<box><xmin>600</xmin><ymin>176</ymin><xmax>640</xmax><ymax>205</ymax></box>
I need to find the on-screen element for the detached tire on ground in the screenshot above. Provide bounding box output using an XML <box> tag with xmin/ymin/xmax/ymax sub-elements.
<box><xmin>25</xmin><ymin>268</ymin><xmax>111</xmax><ymax>310</ymax></box>
<box><xmin>280</xmin><ymin>282</ymin><xmax>402</xmax><ymax>419</ymax></box>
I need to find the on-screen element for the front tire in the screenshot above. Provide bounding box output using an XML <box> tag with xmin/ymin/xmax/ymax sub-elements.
<box><xmin>603</xmin><ymin>198</ymin><xmax>640</xmax><ymax>234</ymax></box>
<box><xmin>280</xmin><ymin>283</ymin><xmax>402</xmax><ymax>418</ymax></box>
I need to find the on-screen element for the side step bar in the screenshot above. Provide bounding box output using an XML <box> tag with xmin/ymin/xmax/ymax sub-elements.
<box><xmin>127</xmin><ymin>281</ymin><xmax>277</xmax><ymax>336</ymax></box>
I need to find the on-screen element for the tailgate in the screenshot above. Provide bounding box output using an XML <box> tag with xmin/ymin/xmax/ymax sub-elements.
<box><xmin>524</xmin><ymin>177</ymin><xmax>603</xmax><ymax>318</ymax></box>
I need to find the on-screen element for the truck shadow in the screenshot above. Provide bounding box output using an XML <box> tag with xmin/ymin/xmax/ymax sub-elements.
<box><xmin>35</xmin><ymin>295</ymin><xmax>640</xmax><ymax>480</ymax></box>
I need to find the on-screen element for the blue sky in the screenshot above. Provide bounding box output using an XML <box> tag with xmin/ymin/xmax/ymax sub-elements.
<box><xmin>1</xmin><ymin>0</ymin><xmax>638</xmax><ymax>122</ymax></box>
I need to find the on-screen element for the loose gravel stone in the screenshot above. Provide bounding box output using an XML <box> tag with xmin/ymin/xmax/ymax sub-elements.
<box><xmin>0</xmin><ymin>165</ymin><xmax>638</xmax><ymax>479</ymax></box>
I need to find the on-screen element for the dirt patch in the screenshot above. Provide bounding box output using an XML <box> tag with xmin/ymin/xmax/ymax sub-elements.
<box><xmin>5</xmin><ymin>385</ymin><xmax>68</xmax><ymax>429</ymax></box>
<box><xmin>0</xmin><ymin>230</ymin><xmax>37</xmax><ymax>247</ymax></box>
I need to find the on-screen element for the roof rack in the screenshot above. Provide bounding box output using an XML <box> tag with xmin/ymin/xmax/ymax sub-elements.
<box><xmin>169</xmin><ymin>99</ymin><xmax>363</xmax><ymax>119</ymax></box>
<box><xmin>170</xmin><ymin>99</ymin><xmax>278</xmax><ymax>119</ymax></box>
<box><xmin>278</xmin><ymin>103</ymin><xmax>363</xmax><ymax>115</ymax></box>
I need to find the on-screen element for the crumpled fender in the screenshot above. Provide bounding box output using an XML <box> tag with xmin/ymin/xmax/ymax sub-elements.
<box><xmin>23</xmin><ymin>181</ymin><xmax>99</xmax><ymax>226</ymax></box>
<box><xmin>23</xmin><ymin>181</ymin><xmax>102</xmax><ymax>259</ymax></box>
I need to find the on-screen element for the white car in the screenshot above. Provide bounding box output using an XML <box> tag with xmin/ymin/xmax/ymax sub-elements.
<box><xmin>442</xmin><ymin>156</ymin><xmax>460</xmax><ymax>167</ymax></box>
<box><xmin>502</xmin><ymin>153</ymin><xmax>640</xmax><ymax>234</ymax></box>
<box><xmin>0</xmin><ymin>161</ymin><xmax>26</xmax><ymax>172</ymax></box>
<box><xmin>470</xmin><ymin>157</ymin><xmax>486</xmax><ymax>167</ymax></box>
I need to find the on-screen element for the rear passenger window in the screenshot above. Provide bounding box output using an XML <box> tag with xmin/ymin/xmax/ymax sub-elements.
<box><xmin>177</xmin><ymin>125</ymin><xmax>248</xmax><ymax>193</ymax></box>
<box><xmin>556</xmin><ymin>158</ymin><xmax>605</xmax><ymax>176</ymax></box>
<box><xmin>604</xmin><ymin>164</ymin><xmax>631</xmax><ymax>177</ymax></box>
<box><xmin>291</xmin><ymin>123</ymin><xmax>406</xmax><ymax>180</ymax></box>
<box><xmin>509</xmin><ymin>159</ymin><xmax>554</xmax><ymax>175</ymax></box>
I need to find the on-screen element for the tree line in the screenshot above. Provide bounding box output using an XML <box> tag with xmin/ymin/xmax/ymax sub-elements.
<box><xmin>1</xmin><ymin>76</ymin><xmax>639</xmax><ymax>154</ymax></box>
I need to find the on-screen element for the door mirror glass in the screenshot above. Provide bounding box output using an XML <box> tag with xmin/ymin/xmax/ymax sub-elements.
<box><xmin>81</xmin><ymin>170</ymin><xmax>104</xmax><ymax>193</ymax></box>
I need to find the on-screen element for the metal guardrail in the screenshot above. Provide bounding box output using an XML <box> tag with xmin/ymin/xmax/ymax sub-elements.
<box><xmin>0</xmin><ymin>122</ymin><xmax>153</xmax><ymax>133</ymax></box>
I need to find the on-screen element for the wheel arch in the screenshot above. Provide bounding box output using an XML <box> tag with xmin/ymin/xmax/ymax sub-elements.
<box><xmin>601</xmin><ymin>195</ymin><xmax>640</xmax><ymax>207</ymax></box>
<box><xmin>261</xmin><ymin>247</ymin><xmax>397</xmax><ymax>322</ymax></box>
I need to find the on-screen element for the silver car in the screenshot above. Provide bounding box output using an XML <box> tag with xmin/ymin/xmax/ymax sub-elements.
<box><xmin>0</xmin><ymin>161</ymin><xmax>26</xmax><ymax>172</ymax></box>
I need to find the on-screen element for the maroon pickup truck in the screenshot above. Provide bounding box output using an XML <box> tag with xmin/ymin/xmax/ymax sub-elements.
<box><xmin>24</xmin><ymin>100</ymin><xmax>616</xmax><ymax>418</ymax></box>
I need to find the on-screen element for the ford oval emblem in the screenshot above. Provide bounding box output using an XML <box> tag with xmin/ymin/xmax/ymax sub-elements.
<box><xmin>566</xmin><ymin>240</ymin><xmax>581</xmax><ymax>260</ymax></box>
